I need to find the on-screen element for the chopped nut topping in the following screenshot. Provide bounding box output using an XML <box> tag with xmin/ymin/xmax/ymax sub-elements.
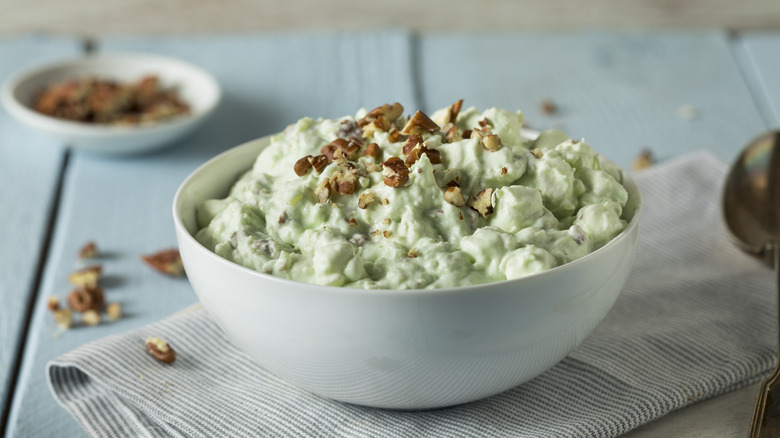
<box><xmin>348</xmin><ymin>218</ymin><xmax>357</xmax><ymax>227</ymax></box>
<box><xmin>67</xmin><ymin>286</ymin><xmax>105</xmax><ymax>313</ymax></box>
<box><xmin>309</xmin><ymin>155</ymin><xmax>329</xmax><ymax>173</ymax></box>
<box><xmin>402</xmin><ymin>134</ymin><xmax>423</xmax><ymax>154</ymax></box>
<box><xmin>387</xmin><ymin>128</ymin><xmax>403</xmax><ymax>143</ymax></box>
<box><xmin>443</xmin><ymin>186</ymin><xmax>466</xmax><ymax>207</ymax></box>
<box><xmin>142</xmin><ymin>249</ymin><xmax>185</xmax><ymax>276</ymax></box>
<box><xmin>68</xmin><ymin>265</ymin><xmax>102</xmax><ymax>288</ymax></box>
<box><xmin>470</xmin><ymin>129</ymin><xmax>483</xmax><ymax>140</ymax></box>
<box><xmin>445</xmin><ymin>179</ymin><xmax>460</xmax><ymax>188</ymax></box>
<box><xmin>47</xmin><ymin>295</ymin><xmax>60</xmax><ymax>311</ymax></box>
<box><xmin>462</xmin><ymin>129</ymin><xmax>472</xmax><ymax>138</ymax></box>
<box><xmin>540</xmin><ymin>99</ymin><xmax>557</xmax><ymax>115</ymax></box>
<box><xmin>83</xmin><ymin>309</ymin><xmax>101</xmax><ymax>326</ymax></box>
<box><xmin>53</xmin><ymin>308</ymin><xmax>73</xmax><ymax>330</ymax></box>
<box><xmin>444</xmin><ymin>124</ymin><xmax>462</xmax><ymax>143</ymax></box>
<box><xmin>361</xmin><ymin>115</ymin><xmax>392</xmax><ymax>137</ymax></box>
<box><xmin>501</xmin><ymin>167</ymin><xmax>508</xmax><ymax>175</ymax></box>
<box><xmin>358</xmin><ymin>191</ymin><xmax>376</xmax><ymax>209</ymax></box>
<box><xmin>467</xmin><ymin>188</ymin><xmax>494</xmax><ymax>217</ymax></box>
<box><xmin>315</xmin><ymin>177</ymin><xmax>332</xmax><ymax>203</ymax></box>
<box><xmin>364</xmin><ymin>143</ymin><xmax>381</xmax><ymax>160</ymax></box>
<box><xmin>383</xmin><ymin>230</ymin><xmax>392</xmax><ymax>238</ymax></box>
<box><xmin>382</xmin><ymin>157</ymin><xmax>409</xmax><ymax>188</ymax></box>
<box><xmin>337</xmin><ymin>119</ymin><xmax>362</xmax><ymax>138</ymax></box>
<box><xmin>383</xmin><ymin>218</ymin><xmax>392</xmax><ymax>225</ymax></box>
<box><xmin>458</xmin><ymin>211</ymin><xmax>464</xmax><ymax>221</ymax></box>
<box><xmin>530</xmin><ymin>148</ymin><xmax>542</xmax><ymax>159</ymax></box>
<box><xmin>78</xmin><ymin>241</ymin><xmax>97</xmax><ymax>259</ymax></box>
<box><xmin>449</xmin><ymin>99</ymin><xmax>463</xmax><ymax>123</ymax></box>
<box><xmin>407</xmin><ymin>248</ymin><xmax>418</xmax><ymax>258</ymax></box>
<box><xmin>482</xmin><ymin>134</ymin><xmax>501</xmax><ymax>152</ymax></box>
<box><xmin>106</xmin><ymin>302</ymin><xmax>122</xmax><ymax>321</ymax></box>
<box><xmin>294</xmin><ymin>156</ymin><xmax>313</xmax><ymax>176</ymax></box>
<box><xmin>632</xmin><ymin>149</ymin><xmax>654</xmax><ymax>171</ymax></box>
<box><xmin>146</xmin><ymin>337</ymin><xmax>176</xmax><ymax>364</ymax></box>
<box><xmin>321</xmin><ymin>144</ymin><xmax>337</xmax><ymax>161</ymax></box>
<box><xmin>401</xmin><ymin>110</ymin><xmax>440</xmax><ymax>135</ymax></box>
<box><xmin>330</xmin><ymin>162</ymin><xmax>360</xmax><ymax>195</ymax></box>
<box><xmin>478</xmin><ymin>117</ymin><xmax>493</xmax><ymax>128</ymax></box>
<box><xmin>364</xmin><ymin>102</ymin><xmax>404</xmax><ymax>123</ymax></box>
<box><xmin>405</xmin><ymin>144</ymin><xmax>442</xmax><ymax>166</ymax></box>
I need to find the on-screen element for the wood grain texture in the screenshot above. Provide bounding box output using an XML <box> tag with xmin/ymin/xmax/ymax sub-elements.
<box><xmin>738</xmin><ymin>33</ymin><xmax>780</xmax><ymax>127</ymax></box>
<box><xmin>417</xmin><ymin>32</ymin><xmax>766</xmax><ymax>169</ymax></box>
<box><xmin>5</xmin><ymin>32</ymin><xmax>416</xmax><ymax>438</ymax></box>
<box><xmin>2</xmin><ymin>0</ymin><xmax>780</xmax><ymax>35</ymax></box>
<box><xmin>0</xmin><ymin>36</ymin><xmax>80</xmax><ymax>426</ymax></box>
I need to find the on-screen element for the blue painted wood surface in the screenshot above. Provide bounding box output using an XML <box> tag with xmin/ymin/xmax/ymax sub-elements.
<box><xmin>740</xmin><ymin>33</ymin><xmax>780</xmax><ymax>127</ymax></box>
<box><xmin>2</xmin><ymin>31</ymin><xmax>779</xmax><ymax>437</ymax></box>
<box><xmin>0</xmin><ymin>36</ymin><xmax>80</xmax><ymax>424</ymax></box>
<box><xmin>5</xmin><ymin>32</ymin><xmax>416</xmax><ymax>438</ymax></box>
<box><xmin>418</xmin><ymin>32</ymin><xmax>766</xmax><ymax>169</ymax></box>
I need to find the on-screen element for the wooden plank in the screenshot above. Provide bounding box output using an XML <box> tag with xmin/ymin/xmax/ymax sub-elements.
<box><xmin>738</xmin><ymin>33</ymin><xmax>780</xmax><ymax>127</ymax></box>
<box><xmin>2</xmin><ymin>0</ymin><xmax>780</xmax><ymax>34</ymax></box>
<box><xmin>418</xmin><ymin>31</ymin><xmax>766</xmax><ymax>169</ymax></box>
<box><xmin>0</xmin><ymin>36</ymin><xmax>81</xmax><ymax>429</ymax></box>
<box><xmin>6</xmin><ymin>32</ymin><xmax>416</xmax><ymax>437</ymax></box>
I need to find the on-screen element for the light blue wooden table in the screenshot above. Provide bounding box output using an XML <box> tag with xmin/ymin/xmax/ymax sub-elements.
<box><xmin>1</xmin><ymin>31</ymin><xmax>778</xmax><ymax>437</ymax></box>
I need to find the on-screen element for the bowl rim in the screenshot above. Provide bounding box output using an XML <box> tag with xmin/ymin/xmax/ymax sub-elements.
<box><xmin>0</xmin><ymin>52</ymin><xmax>221</xmax><ymax>136</ymax></box>
<box><xmin>173</xmin><ymin>130</ymin><xmax>642</xmax><ymax>297</ymax></box>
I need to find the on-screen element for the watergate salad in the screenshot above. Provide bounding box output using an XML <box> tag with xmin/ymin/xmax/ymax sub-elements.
<box><xmin>195</xmin><ymin>101</ymin><xmax>630</xmax><ymax>289</ymax></box>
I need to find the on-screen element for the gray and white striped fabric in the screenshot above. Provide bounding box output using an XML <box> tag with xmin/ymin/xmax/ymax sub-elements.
<box><xmin>48</xmin><ymin>152</ymin><xmax>777</xmax><ymax>437</ymax></box>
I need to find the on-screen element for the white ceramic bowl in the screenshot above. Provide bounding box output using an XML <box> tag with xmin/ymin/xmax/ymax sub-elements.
<box><xmin>1</xmin><ymin>53</ymin><xmax>220</xmax><ymax>154</ymax></box>
<box><xmin>173</xmin><ymin>134</ymin><xmax>641</xmax><ymax>409</ymax></box>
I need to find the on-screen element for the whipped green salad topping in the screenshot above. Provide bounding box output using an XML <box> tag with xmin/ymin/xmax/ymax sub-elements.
<box><xmin>195</xmin><ymin>101</ymin><xmax>630</xmax><ymax>289</ymax></box>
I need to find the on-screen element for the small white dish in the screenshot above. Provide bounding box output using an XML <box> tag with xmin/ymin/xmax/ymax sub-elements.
<box><xmin>1</xmin><ymin>53</ymin><xmax>221</xmax><ymax>155</ymax></box>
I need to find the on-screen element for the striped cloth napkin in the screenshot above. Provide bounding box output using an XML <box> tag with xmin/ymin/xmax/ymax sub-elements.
<box><xmin>48</xmin><ymin>152</ymin><xmax>776</xmax><ymax>437</ymax></box>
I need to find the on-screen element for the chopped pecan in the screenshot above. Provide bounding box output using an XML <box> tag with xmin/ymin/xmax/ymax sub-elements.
<box><xmin>402</xmin><ymin>134</ymin><xmax>423</xmax><ymax>154</ymax></box>
<box><xmin>337</xmin><ymin>119</ymin><xmax>363</xmax><ymax>138</ymax></box>
<box><xmin>443</xmin><ymin>124</ymin><xmax>462</xmax><ymax>143</ymax></box>
<box><xmin>405</xmin><ymin>144</ymin><xmax>442</xmax><ymax>166</ymax></box>
<box><xmin>383</xmin><ymin>230</ymin><xmax>392</xmax><ymax>238</ymax></box>
<box><xmin>401</xmin><ymin>110</ymin><xmax>440</xmax><ymax>135</ymax></box>
<box><xmin>47</xmin><ymin>295</ymin><xmax>60</xmax><ymax>311</ymax></box>
<box><xmin>142</xmin><ymin>249</ymin><xmax>185</xmax><ymax>276</ymax></box>
<box><xmin>67</xmin><ymin>286</ymin><xmax>105</xmax><ymax>313</ymax></box>
<box><xmin>309</xmin><ymin>155</ymin><xmax>329</xmax><ymax>173</ymax></box>
<box><xmin>482</xmin><ymin>134</ymin><xmax>501</xmax><ymax>152</ymax></box>
<box><xmin>478</xmin><ymin>117</ymin><xmax>493</xmax><ymax>128</ymax></box>
<box><xmin>382</xmin><ymin>157</ymin><xmax>409</xmax><ymax>188</ymax></box>
<box><xmin>358</xmin><ymin>191</ymin><xmax>376</xmax><ymax>209</ymax></box>
<box><xmin>361</xmin><ymin>115</ymin><xmax>392</xmax><ymax>137</ymax></box>
<box><xmin>348</xmin><ymin>218</ymin><xmax>357</xmax><ymax>227</ymax></box>
<box><xmin>294</xmin><ymin>156</ymin><xmax>313</xmax><ymax>176</ymax></box>
<box><xmin>407</xmin><ymin>248</ymin><xmax>418</xmax><ymax>258</ymax></box>
<box><xmin>467</xmin><ymin>188</ymin><xmax>494</xmax><ymax>217</ymax></box>
<box><xmin>462</xmin><ymin>129</ymin><xmax>472</xmax><ymax>138</ymax></box>
<box><xmin>315</xmin><ymin>178</ymin><xmax>332</xmax><ymax>203</ymax></box>
<box><xmin>449</xmin><ymin>99</ymin><xmax>463</xmax><ymax>123</ymax></box>
<box><xmin>501</xmin><ymin>167</ymin><xmax>508</xmax><ymax>175</ymax></box>
<box><xmin>78</xmin><ymin>241</ymin><xmax>97</xmax><ymax>259</ymax></box>
<box><xmin>364</xmin><ymin>143</ymin><xmax>381</xmax><ymax>160</ymax></box>
<box><xmin>146</xmin><ymin>337</ymin><xmax>176</xmax><ymax>364</ymax></box>
<box><xmin>443</xmin><ymin>186</ymin><xmax>466</xmax><ymax>207</ymax></box>
<box><xmin>365</xmin><ymin>102</ymin><xmax>404</xmax><ymax>123</ymax></box>
<box><xmin>387</xmin><ymin>128</ymin><xmax>403</xmax><ymax>143</ymax></box>
<box><xmin>632</xmin><ymin>149</ymin><xmax>654</xmax><ymax>171</ymax></box>
<box><xmin>321</xmin><ymin>144</ymin><xmax>337</xmax><ymax>161</ymax></box>
<box><xmin>540</xmin><ymin>99</ymin><xmax>557</xmax><ymax>115</ymax></box>
<box><xmin>530</xmin><ymin>148</ymin><xmax>542</xmax><ymax>159</ymax></box>
<box><xmin>69</xmin><ymin>265</ymin><xmax>102</xmax><ymax>288</ymax></box>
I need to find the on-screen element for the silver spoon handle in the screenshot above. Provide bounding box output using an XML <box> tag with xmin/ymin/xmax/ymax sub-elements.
<box><xmin>748</xmin><ymin>242</ymin><xmax>780</xmax><ymax>437</ymax></box>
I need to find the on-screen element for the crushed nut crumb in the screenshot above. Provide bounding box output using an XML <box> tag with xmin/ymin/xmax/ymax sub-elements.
<box><xmin>106</xmin><ymin>302</ymin><xmax>122</xmax><ymax>321</ymax></box>
<box><xmin>467</xmin><ymin>188</ymin><xmax>494</xmax><ymax>217</ymax></box>
<box><xmin>83</xmin><ymin>309</ymin><xmax>101</xmax><ymax>326</ymax></box>
<box><xmin>443</xmin><ymin>186</ymin><xmax>466</xmax><ymax>207</ymax></box>
<box><xmin>47</xmin><ymin>295</ymin><xmax>60</xmax><ymax>312</ymax></box>
<box><xmin>53</xmin><ymin>308</ymin><xmax>73</xmax><ymax>330</ymax></box>
<box><xmin>78</xmin><ymin>241</ymin><xmax>97</xmax><ymax>259</ymax></box>
<box><xmin>358</xmin><ymin>191</ymin><xmax>376</xmax><ymax>209</ymax></box>
<box><xmin>632</xmin><ymin>149</ymin><xmax>654</xmax><ymax>171</ymax></box>
<box><xmin>69</xmin><ymin>265</ymin><xmax>102</xmax><ymax>288</ymax></box>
